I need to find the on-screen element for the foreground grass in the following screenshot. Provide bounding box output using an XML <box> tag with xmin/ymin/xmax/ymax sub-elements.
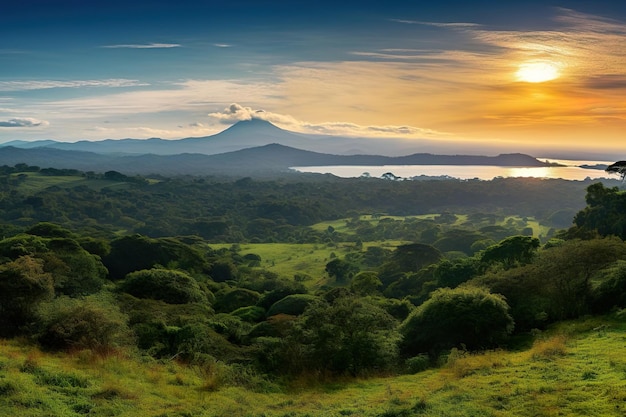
<box><xmin>1</xmin><ymin>314</ymin><xmax>625</xmax><ymax>416</ymax></box>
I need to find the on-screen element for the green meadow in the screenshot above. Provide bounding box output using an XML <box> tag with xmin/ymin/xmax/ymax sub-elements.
<box><xmin>1</xmin><ymin>314</ymin><xmax>624</xmax><ymax>416</ymax></box>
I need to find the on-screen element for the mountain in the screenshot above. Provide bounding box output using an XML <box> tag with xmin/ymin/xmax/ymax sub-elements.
<box><xmin>0</xmin><ymin>120</ymin><xmax>326</xmax><ymax>156</ymax></box>
<box><xmin>0</xmin><ymin>119</ymin><xmax>477</xmax><ymax>157</ymax></box>
<box><xmin>0</xmin><ymin>143</ymin><xmax>552</xmax><ymax>176</ymax></box>
<box><xmin>1</xmin><ymin>139</ymin><xmax>59</xmax><ymax>148</ymax></box>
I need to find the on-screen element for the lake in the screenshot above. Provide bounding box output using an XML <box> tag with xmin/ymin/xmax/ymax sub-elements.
<box><xmin>291</xmin><ymin>159</ymin><xmax>616</xmax><ymax>181</ymax></box>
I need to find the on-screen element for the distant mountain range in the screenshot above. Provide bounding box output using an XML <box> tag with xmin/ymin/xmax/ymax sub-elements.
<box><xmin>0</xmin><ymin>119</ymin><xmax>553</xmax><ymax>176</ymax></box>
<box><xmin>2</xmin><ymin>119</ymin><xmax>380</xmax><ymax>156</ymax></box>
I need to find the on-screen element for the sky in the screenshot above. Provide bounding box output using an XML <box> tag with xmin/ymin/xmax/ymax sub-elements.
<box><xmin>1</xmin><ymin>0</ymin><xmax>626</xmax><ymax>158</ymax></box>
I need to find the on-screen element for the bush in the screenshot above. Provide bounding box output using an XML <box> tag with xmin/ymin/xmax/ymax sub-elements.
<box><xmin>37</xmin><ymin>295</ymin><xmax>131</xmax><ymax>354</ymax></box>
<box><xmin>400</xmin><ymin>286</ymin><xmax>514</xmax><ymax>356</ymax></box>
<box><xmin>266</xmin><ymin>294</ymin><xmax>319</xmax><ymax>317</ymax></box>
<box><xmin>119</xmin><ymin>268</ymin><xmax>207</xmax><ymax>304</ymax></box>
<box><xmin>230</xmin><ymin>305</ymin><xmax>266</xmax><ymax>322</ymax></box>
<box><xmin>592</xmin><ymin>260</ymin><xmax>626</xmax><ymax>312</ymax></box>
<box><xmin>405</xmin><ymin>354</ymin><xmax>430</xmax><ymax>373</ymax></box>
<box><xmin>213</xmin><ymin>287</ymin><xmax>261</xmax><ymax>313</ymax></box>
<box><xmin>0</xmin><ymin>255</ymin><xmax>54</xmax><ymax>337</ymax></box>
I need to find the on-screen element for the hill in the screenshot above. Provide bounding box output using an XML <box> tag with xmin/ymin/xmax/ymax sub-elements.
<box><xmin>0</xmin><ymin>143</ymin><xmax>551</xmax><ymax>176</ymax></box>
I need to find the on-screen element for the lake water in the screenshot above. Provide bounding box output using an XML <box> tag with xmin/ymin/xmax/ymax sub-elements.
<box><xmin>291</xmin><ymin>159</ymin><xmax>616</xmax><ymax>181</ymax></box>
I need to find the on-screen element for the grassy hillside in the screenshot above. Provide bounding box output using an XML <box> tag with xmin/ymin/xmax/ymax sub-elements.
<box><xmin>1</xmin><ymin>314</ymin><xmax>624</xmax><ymax>416</ymax></box>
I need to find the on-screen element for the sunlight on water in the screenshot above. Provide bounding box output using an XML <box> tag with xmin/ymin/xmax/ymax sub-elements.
<box><xmin>292</xmin><ymin>159</ymin><xmax>614</xmax><ymax>181</ymax></box>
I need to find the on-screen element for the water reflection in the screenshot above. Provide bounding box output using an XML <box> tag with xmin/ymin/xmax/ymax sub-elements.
<box><xmin>292</xmin><ymin>160</ymin><xmax>613</xmax><ymax>181</ymax></box>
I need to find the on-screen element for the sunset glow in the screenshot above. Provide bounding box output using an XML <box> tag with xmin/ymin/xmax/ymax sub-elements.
<box><xmin>516</xmin><ymin>62</ymin><xmax>560</xmax><ymax>83</ymax></box>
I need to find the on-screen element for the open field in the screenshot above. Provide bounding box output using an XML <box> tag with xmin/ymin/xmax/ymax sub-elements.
<box><xmin>211</xmin><ymin>241</ymin><xmax>406</xmax><ymax>286</ymax></box>
<box><xmin>1</xmin><ymin>314</ymin><xmax>624</xmax><ymax>417</ymax></box>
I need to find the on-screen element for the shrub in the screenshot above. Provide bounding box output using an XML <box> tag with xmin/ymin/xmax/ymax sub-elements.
<box><xmin>37</xmin><ymin>295</ymin><xmax>131</xmax><ymax>354</ymax></box>
<box><xmin>213</xmin><ymin>287</ymin><xmax>261</xmax><ymax>313</ymax></box>
<box><xmin>400</xmin><ymin>286</ymin><xmax>514</xmax><ymax>356</ymax></box>
<box><xmin>119</xmin><ymin>268</ymin><xmax>207</xmax><ymax>304</ymax></box>
<box><xmin>0</xmin><ymin>255</ymin><xmax>54</xmax><ymax>337</ymax></box>
<box><xmin>266</xmin><ymin>294</ymin><xmax>319</xmax><ymax>317</ymax></box>
<box><xmin>405</xmin><ymin>354</ymin><xmax>430</xmax><ymax>374</ymax></box>
<box><xmin>230</xmin><ymin>305</ymin><xmax>266</xmax><ymax>322</ymax></box>
<box><xmin>592</xmin><ymin>260</ymin><xmax>626</xmax><ymax>313</ymax></box>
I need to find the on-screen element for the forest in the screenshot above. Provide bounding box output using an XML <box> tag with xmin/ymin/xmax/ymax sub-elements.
<box><xmin>1</xmin><ymin>164</ymin><xmax>626</xmax><ymax>416</ymax></box>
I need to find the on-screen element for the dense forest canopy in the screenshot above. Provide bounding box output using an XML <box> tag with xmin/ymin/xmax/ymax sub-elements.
<box><xmin>0</xmin><ymin>163</ymin><xmax>616</xmax><ymax>242</ymax></box>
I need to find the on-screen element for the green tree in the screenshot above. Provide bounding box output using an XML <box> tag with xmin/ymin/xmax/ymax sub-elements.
<box><xmin>435</xmin><ymin>257</ymin><xmax>481</xmax><ymax>288</ymax></box>
<box><xmin>289</xmin><ymin>296</ymin><xmax>399</xmax><ymax>376</ymax></box>
<box><xmin>476</xmin><ymin>237</ymin><xmax>626</xmax><ymax>329</ymax></box>
<box><xmin>42</xmin><ymin>238</ymin><xmax>108</xmax><ymax>296</ymax></box>
<box><xmin>567</xmin><ymin>183</ymin><xmax>626</xmax><ymax>239</ymax></box>
<box><xmin>0</xmin><ymin>256</ymin><xmax>54</xmax><ymax>336</ymax></box>
<box><xmin>325</xmin><ymin>257</ymin><xmax>358</xmax><ymax>283</ymax></box>
<box><xmin>400</xmin><ymin>286</ymin><xmax>514</xmax><ymax>356</ymax></box>
<box><xmin>592</xmin><ymin>260</ymin><xmax>626</xmax><ymax>313</ymax></box>
<box><xmin>378</xmin><ymin>243</ymin><xmax>443</xmax><ymax>289</ymax></box>
<box><xmin>480</xmin><ymin>235</ymin><xmax>540</xmax><ymax>269</ymax></box>
<box><xmin>350</xmin><ymin>271</ymin><xmax>383</xmax><ymax>295</ymax></box>
<box><xmin>537</xmin><ymin>237</ymin><xmax>626</xmax><ymax>319</ymax></box>
<box><xmin>103</xmin><ymin>235</ymin><xmax>208</xmax><ymax>280</ymax></box>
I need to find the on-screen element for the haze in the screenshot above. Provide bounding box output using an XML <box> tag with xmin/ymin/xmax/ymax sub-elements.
<box><xmin>1</xmin><ymin>0</ymin><xmax>626</xmax><ymax>159</ymax></box>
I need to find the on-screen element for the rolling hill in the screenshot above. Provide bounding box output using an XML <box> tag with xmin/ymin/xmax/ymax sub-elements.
<box><xmin>0</xmin><ymin>142</ymin><xmax>552</xmax><ymax>176</ymax></box>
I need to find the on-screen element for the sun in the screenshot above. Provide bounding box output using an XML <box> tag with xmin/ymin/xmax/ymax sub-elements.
<box><xmin>516</xmin><ymin>61</ymin><xmax>560</xmax><ymax>83</ymax></box>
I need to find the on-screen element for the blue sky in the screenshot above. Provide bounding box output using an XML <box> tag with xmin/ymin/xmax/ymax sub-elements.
<box><xmin>2</xmin><ymin>1</ymin><xmax>626</xmax><ymax>157</ymax></box>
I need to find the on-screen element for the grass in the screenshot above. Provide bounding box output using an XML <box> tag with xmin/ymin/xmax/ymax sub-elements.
<box><xmin>1</xmin><ymin>314</ymin><xmax>625</xmax><ymax>416</ymax></box>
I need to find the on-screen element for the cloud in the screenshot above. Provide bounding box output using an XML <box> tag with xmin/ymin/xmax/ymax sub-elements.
<box><xmin>207</xmin><ymin>103</ymin><xmax>267</xmax><ymax>123</ymax></box>
<box><xmin>583</xmin><ymin>75</ymin><xmax>626</xmax><ymax>90</ymax></box>
<box><xmin>0</xmin><ymin>118</ymin><xmax>48</xmax><ymax>128</ymax></box>
<box><xmin>207</xmin><ymin>103</ymin><xmax>449</xmax><ymax>138</ymax></box>
<box><xmin>213</xmin><ymin>43</ymin><xmax>232</xmax><ymax>48</ymax></box>
<box><xmin>0</xmin><ymin>79</ymin><xmax>148</xmax><ymax>92</ymax></box>
<box><xmin>102</xmin><ymin>43</ymin><xmax>181</xmax><ymax>49</ymax></box>
<box><xmin>389</xmin><ymin>18</ymin><xmax>480</xmax><ymax>28</ymax></box>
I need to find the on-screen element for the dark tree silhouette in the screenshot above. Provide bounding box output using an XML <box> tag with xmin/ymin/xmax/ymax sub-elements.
<box><xmin>606</xmin><ymin>161</ymin><xmax>626</xmax><ymax>181</ymax></box>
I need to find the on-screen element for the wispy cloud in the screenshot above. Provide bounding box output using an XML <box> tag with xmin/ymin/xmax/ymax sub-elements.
<box><xmin>0</xmin><ymin>79</ymin><xmax>148</xmax><ymax>92</ymax></box>
<box><xmin>390</xmin><ymin>18</ymin><xmax>480</xmax><ymax>28</ymax></box>
<box><xmin>213</xmin><ymin>43</ymin><xmax>232</xmax><ymax>48</ymax></box>
<box><xmin>0</xmin><ymin>118</ymin><xmax>48</xmax><ymax>128</ymax></box>
<box><xmin>102</xmin><ymin>43</ymin><xmax>181</xmax><ymax>49</ymax></box>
